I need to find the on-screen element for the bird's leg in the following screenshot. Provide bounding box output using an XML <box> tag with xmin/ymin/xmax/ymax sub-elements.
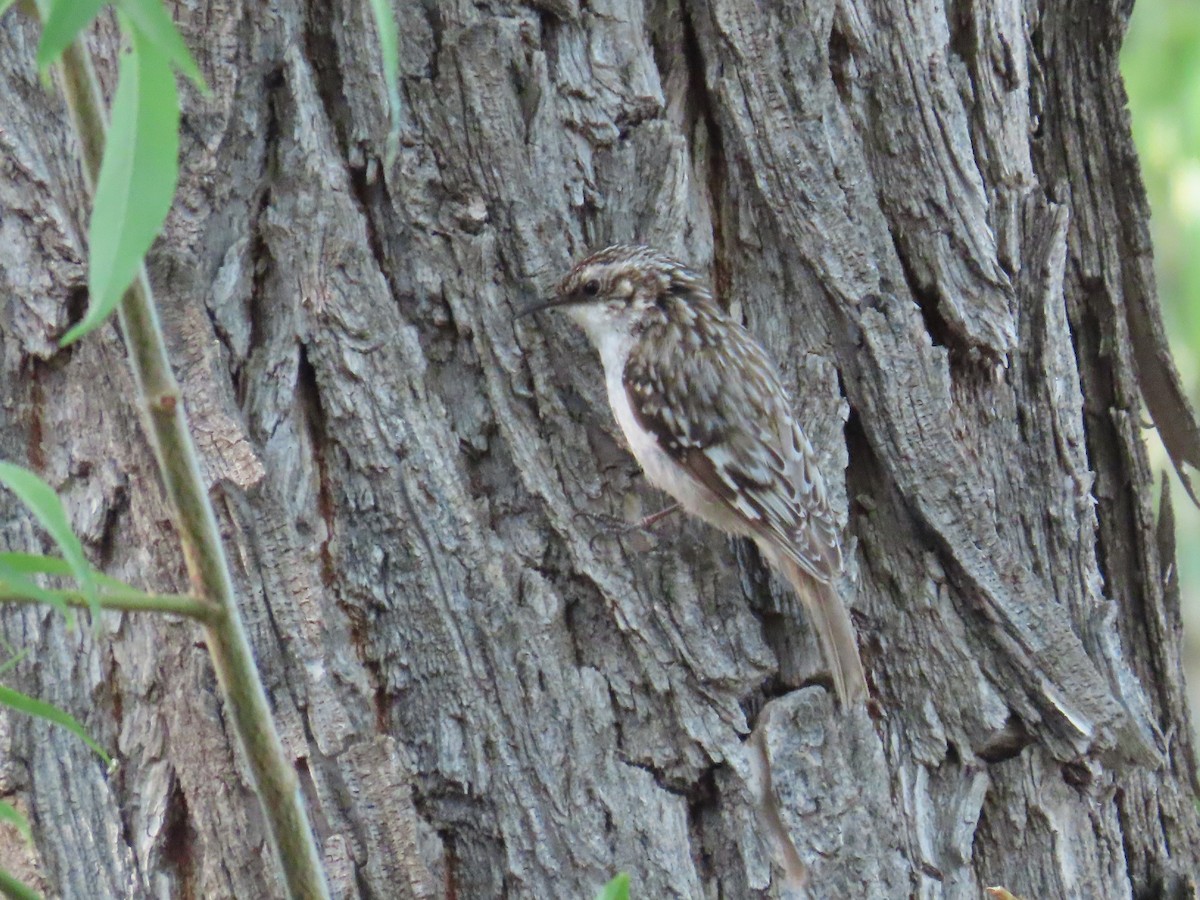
<box><xmin>576</xmin><ymin>501</ymin><xmax>680</xmax><ymax>535</ymax></box>
<box><xmin>635</xmin><ymin>502</ymin><xmax>680</xmax><ymax>530</ymax></box>
<box><xmin>576</xmin><ymin>501</ymin><xmax>682</xmax><ymax>554</ymax></box>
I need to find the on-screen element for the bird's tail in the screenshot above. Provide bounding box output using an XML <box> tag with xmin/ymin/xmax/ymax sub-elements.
<box><xmin>774</xmin><ymin>553</ymin><xmax>867</xmax><ymax>707</ymax></box>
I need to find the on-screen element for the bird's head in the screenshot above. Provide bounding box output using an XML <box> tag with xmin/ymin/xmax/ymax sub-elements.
<box><xmin>517</xmin><ymin>244</ymin><xmax>711</xmax><ymax>347</ymax></box>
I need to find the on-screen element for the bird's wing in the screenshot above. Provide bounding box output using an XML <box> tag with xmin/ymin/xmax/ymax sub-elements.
<box><xmin>623</xmin><ymin>310</ymin><xmax>842</xmax><ymax>582</ymax></box>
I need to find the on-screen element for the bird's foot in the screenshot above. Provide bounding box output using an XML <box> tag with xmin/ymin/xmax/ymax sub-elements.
<box><xmin>635</xmin><ymin>503</ymin><xmax>681</xmax><ymax>530</ymax></box>
<box><xmin>574</xmin><ymin>503</ymin><xmax>680</xmax><ymax>553</ymax></box>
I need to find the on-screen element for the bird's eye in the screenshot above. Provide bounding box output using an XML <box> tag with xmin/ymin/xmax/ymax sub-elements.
<box><xmin>583</xmin><ymin>279</ymin><xmax>601</xmax><ymax>297</ymax></box>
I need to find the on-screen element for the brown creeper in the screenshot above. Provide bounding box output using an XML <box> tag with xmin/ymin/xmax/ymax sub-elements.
<box><xmin>521</xmin><ymin>245</ymin><xmax>867</xmax><ymax>705</ymax></box>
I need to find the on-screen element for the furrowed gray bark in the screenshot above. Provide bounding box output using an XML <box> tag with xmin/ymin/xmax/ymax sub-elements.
<box><xmin>1</xmin><ymin>0</ymin><xmax>1197</xmax><ymax>897</ymax></box>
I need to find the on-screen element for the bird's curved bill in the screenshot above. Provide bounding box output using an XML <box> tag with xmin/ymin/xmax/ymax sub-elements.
<box><xmin>514</xmin><ymin>296</ymin><xmax>583</xmax><ymax>318</ymax></box>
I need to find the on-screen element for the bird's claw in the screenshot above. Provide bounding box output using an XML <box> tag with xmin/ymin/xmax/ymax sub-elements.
<box><xmin>573</xmin><ymin>507</ymin><xmax>670</xmax><ymax>555</ymax></box>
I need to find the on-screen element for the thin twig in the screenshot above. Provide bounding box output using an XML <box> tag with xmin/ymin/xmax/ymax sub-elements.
<box><xmin>52</xmin><ymin>39</ymin><xmax>330</xmax><ymax>900</ymax></box>
<box><xmin>0</xmin><ymin>587</ymin><xmax>216</xmax><ymax>622</ymax></box>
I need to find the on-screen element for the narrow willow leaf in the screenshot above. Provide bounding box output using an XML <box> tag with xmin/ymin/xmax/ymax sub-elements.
<box><xmin>595</xmin><ymin>873</ymin><xmax>631</xmax><ymax>900</ymax></box>
<box><xmin>62</xmin><ymin>26</ymin><xmax>178</xmax><ymax>346</ymax></box>
<box><xmin>0</xmin><ymin>559</ymin><xmax>73</xmax><ymax>620</ymax></box>
<box><xmin>0</xmin><ymin>800</ymin><xmax>32</xmax><ymax>843</ymax></box>
<box><xmin>115</xmin><ymin>0</ymin><xmax>205</xmax><ymax>88</ymax></box>
<box><xmin>367</xmin><ymin>0</ymin><xmax>402</xmax><ymax>165</ymax></box>
<box><xmin>0</xmin><ymin>551</ymin><xmax>138</xmax><ymax>592</ymax></box>
<box><xmin>0</xmin><ymin>865</ymin><xmax>41</xmax><ymax>900</ymax></box>
<box><xmin>0</xmin><ymin>684</ymin><xmax>111</xmax><ymax>765</ymax></box>
<box><xmin>35</xmin><ymin>0</ymin><xmax>105</xmax><ymax>74</ymax></box>
<box><xmin>0</xmin><ymin>463</ymin><xmax>96</xmax><ymax>620</ymax></box>
<box><xmin>0</xmin><ymin>647</ymin><xmax>29</xmax><ymax>678</ymax></box>
<box><xmin>0</xmin><ymin>551</ymin><xmax>81</xmax><ymax>577</ymax></box>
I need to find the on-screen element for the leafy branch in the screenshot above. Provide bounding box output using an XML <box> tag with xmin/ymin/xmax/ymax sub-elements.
<box><xmin>0</xmin><ymin>0</ymin><xmax>336</xmax><ymax>897</ymax></box>
<box><xmin>38</xmin><ymin>18</ymin><xmax>331</xmax><ymax>900</ymax></box>
<box><xmin>0</xmin><ymin>0</ymin><xmax>405</xmax><ymax>895</ymax></box>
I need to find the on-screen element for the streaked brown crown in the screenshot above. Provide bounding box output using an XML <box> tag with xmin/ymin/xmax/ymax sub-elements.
<box><xmin>557</xmin><ymin>244</ymin><xmax>712</xmax><ymax>306</ymax></box>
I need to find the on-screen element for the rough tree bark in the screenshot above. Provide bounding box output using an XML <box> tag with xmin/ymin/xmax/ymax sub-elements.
<box><xmin>1</xmin><ymin>0</ymin><xmax>1198</xmax><ymax>897</ymax></box>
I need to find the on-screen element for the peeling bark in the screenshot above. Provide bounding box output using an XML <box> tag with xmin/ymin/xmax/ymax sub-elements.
<box><xmin>1</xmin><ymin>0</ymin><xmax>1197</xmax><ymax>897</ymax></box>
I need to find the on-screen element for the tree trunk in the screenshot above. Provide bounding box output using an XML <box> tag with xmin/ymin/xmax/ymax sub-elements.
<box><xmin>1</xmin><ymin>0</ymin><xmax>1198</xmax><ymax>897</ymax></box>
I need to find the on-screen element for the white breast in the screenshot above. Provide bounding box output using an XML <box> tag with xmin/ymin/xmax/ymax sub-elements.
<box><xmin>571</xmin><ymin>313</ymin><xmax>677</xmax><ymax>491</ymax></box>
<box><xmin>605</xmin><ymin>362</ymin><xmax>680</xmax><ymax>490</ymax></box>
<box><xmin>592</xmin><ymin>323</ymin><xmax>750</xmax><ymax>536</ymax></box>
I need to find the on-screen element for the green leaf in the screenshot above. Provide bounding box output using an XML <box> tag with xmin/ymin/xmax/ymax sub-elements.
<box><xmin>367</xmin><ymin>0</ymin><xmax>402</xmax><ymax>166</ymax></box>
<box><xmin>0</xmin><ymin>463</ymin><xmax>96</xmax><ymax>620</ymax></box>
<box><xmin>115</xmin><ymin>0</ymin><xmax>205</xmax><ymax>89</ymax></box>
<box><xmin>0</xmin><ymin>800</ymin><xmax>32</xmax><ymax>844</ymax></box>
<box><xmin>0</xmin><ymin>865</ymin><xmax>42</xmax><ymax>900</ymax></box>
<box><xmin>0</xmin><ymin>552</ymin><xmax>70</xmax><ymax>577</ymax></box>
<box><xmin>0</xmin><ymin>552</ymin><xmax>136</xmax><ymax>592</ymax></box>
<box><xmin>0</xmin><ymin>559</ymin><xmax>73</xmax><ymax>621</ymax></box>
<box><xmin>0</xmin><ymin>683</ymin><xmax>111</xmax><ymax>766</ymax></box>
<box><xmin>0</xmin><ymin>652</ymin><xmax>29</xmax><ymax>681</ymax></box>
<box><xmin>0</xmin><ymin>646</ymin><xmax>30</xmax><ymax>678</ymax></box>
<box><xmin>35</xmin><ymin>0</ymin><xmax>106</xmax><ymax>74</ymax></box>
<box><xmin>595</xmin><ymin>873</ymin><xmax>630</xmax><ymax>900</ymax></box>
<box><xmin>62</xmin><ymin>25</ymin><xmax>179</xmax><ymax>347</ymax></box>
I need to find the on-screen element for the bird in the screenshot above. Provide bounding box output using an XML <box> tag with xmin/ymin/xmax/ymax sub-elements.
<box><xmin>518</xmin><ymin>244</ymin><xmax>867</xmax><ymax>706</ymax></box>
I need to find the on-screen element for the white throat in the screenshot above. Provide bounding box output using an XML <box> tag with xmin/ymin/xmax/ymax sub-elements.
<box><xmin>565</xmin><ymin>304</ymin><xmax>639</xmax><ymax>377</ymax></box>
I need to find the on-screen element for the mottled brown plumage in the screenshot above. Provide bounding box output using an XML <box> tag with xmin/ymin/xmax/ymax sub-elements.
<box><xmin>623</xmin><ymin>292</ymin><xmax>844</xmax><ymax>584</ymax></box>
<box><xmin>529</xmin><ymin>244</ymin><xmax>866</xmax><ymax>705</ymax></box>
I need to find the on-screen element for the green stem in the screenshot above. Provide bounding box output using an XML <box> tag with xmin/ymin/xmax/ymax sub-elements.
<box><xmin>53</xmin><ymin>40</ymin><xmax>330</xmax><ymax>900</ymax></box>
<box><xmin>0</xmin><ymin>587</ymin><xmax>215</xmax><ymax>621</ymax></box>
